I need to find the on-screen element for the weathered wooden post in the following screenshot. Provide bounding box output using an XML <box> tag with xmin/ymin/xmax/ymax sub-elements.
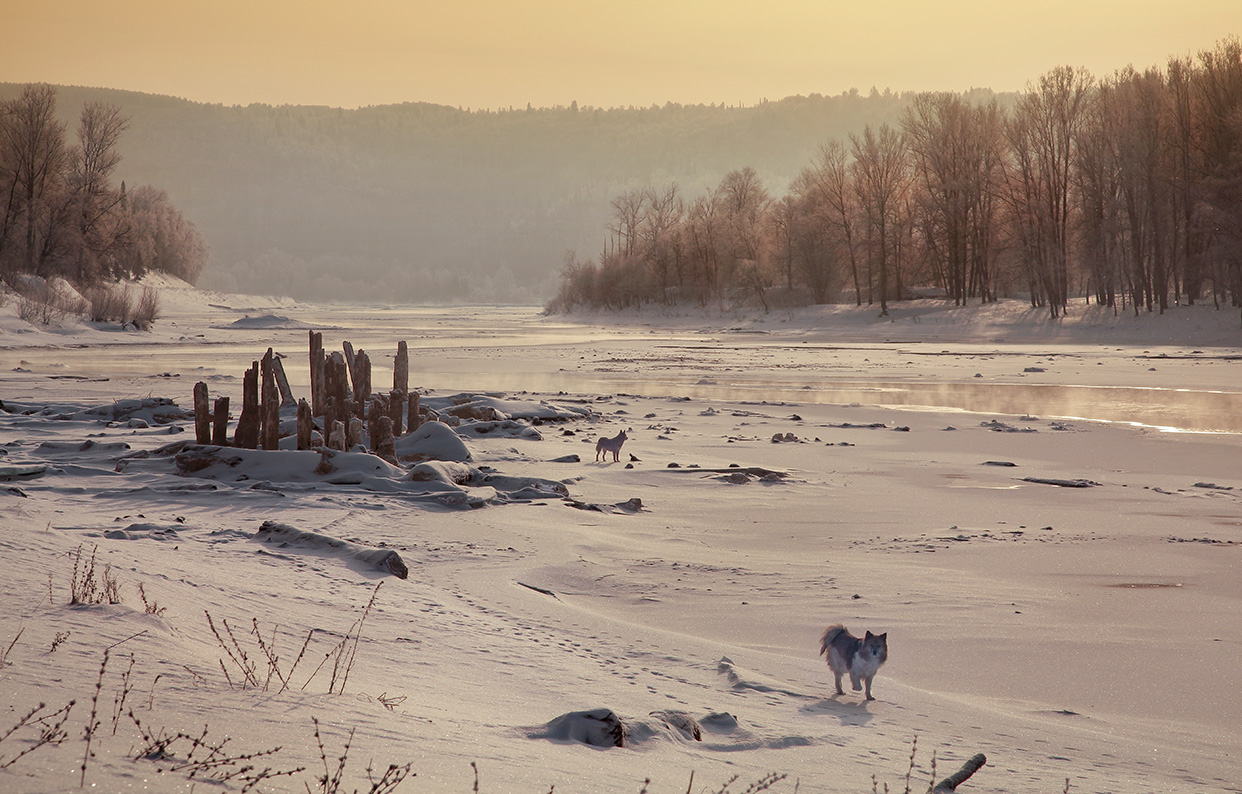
<box><xmin>322</xmin><ymin>397</ymin><xmax>337</xmax><ymax>444</ymax></box>
<box><xmin>193</xmin><ymin>382</ymin><xmax>211</xmax><ymax>444</ymax></box>
<box><xmin>309</xmin><ymin>331</ymin><xmax>325</xmax><ymax>417</ymax></box>
<box><xmin>374</xmin><ymin>416</ymin><xmax>397</xmax><ymax>464</ymax></box>
<box><xmin>347</xmin><ymin>417</ymin><xmax>363</xmax><ymax>450</ymax></box>
<box><xmin>352</xmin><ymin>350</ymin><xmax>371</xmax><ymax>420</ymax></box>
<box><xmin>394</xmin><ymin>341</ymin><xmax>408</xmax><ymax>393</ymax></box>
<box><xmin>368</xmin><ymin>395</ymin><xmax>387</xmax><ymax>452</ymax></box>
<box><xmin>261</xmin><ymin>348</ymin><xmax>277</xmax><ymax>407</ymax></box>
<box><xmin>388</xmin><ymin>389</ymin><xmax>404</xmax><ymax>436</ymax></box>
<box><xmin>296</xmin><ymin>398</ymin><xmax>313</xmax><ymax>450</ymax></box>
<box><xmin>262</xmin><ymin>392</ymin><xmax>280</xmax><ymax>450</ymax></box>
<box><xmin>328</xmin><ymin>420</ymin><xmax>346</xmax><ymax>451</ymax></box>
<box><xmin>260</xmin><ymin>349</ymin><xmax>278</xmax><ymax>449</ymax></box>
<box><xmin>212</xmin><ymin>397</ymin><xmax>230</xmax><ymax>445</ymax></box>
<box><xmin>234</xmin><ymin>362</ymin><xmax>260</xmax><ymax>449</ymax></box>
<box><xmin>407</xmin><ymin>392</ymin><xmax>421</xmax><ymax>434</ymax></box>
<box><xmin>326</xmin><ymin>352</ymin><xmax>349</xmax><ymax>421</ymax></box>
<box><xmin>272</xmin><ymin>355</ymin><xmax>295</xmax><ymax>407</ymax></box>
<box><xmin>342</xmin><ymin>340</ymin><xmax>357</xmax><ymax>384</ymax></box>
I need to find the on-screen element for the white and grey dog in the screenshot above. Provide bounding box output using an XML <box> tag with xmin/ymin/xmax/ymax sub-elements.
<box><xmin>594</xmin><ymin>428</ymin><xmax>628</xmax><ymax>462</ymax></box>
<box><xmin>820</xmin><ymin>624</ymin><xmax>888</xmax><ymax>701</ymax></box>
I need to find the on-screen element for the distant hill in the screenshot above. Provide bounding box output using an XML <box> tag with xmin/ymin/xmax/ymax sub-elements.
<box><xmin>0</xmin><ymin>83</ymin><xmax>1012</xmax><ymax>302</ymax></box>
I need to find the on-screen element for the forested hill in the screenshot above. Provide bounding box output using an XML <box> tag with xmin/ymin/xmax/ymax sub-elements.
<box><xmin>0</xmin><ymin>83</ymin><xmax>1007</xmax><ymax>302</ymax></box>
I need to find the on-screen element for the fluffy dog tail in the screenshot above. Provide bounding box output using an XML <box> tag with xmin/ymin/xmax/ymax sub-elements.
<box><xmin>819</xmin><ymin>624</ymin><xmax>846</xmax><ymax>658</ymax></box>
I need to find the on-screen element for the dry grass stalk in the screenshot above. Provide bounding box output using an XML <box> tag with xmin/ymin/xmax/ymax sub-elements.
<box><xmin>376</xmin><ymin>692</ymin><xmax>406</xmax><ymax>712</ymax></box>
<box><xmin>146</xmin><ymin>673</ymin><xmax>164</xmax><ymax>711</ymax></box>
<box><xmin>69</xmin><ymin>545</ymin><xmax>99</xmax><ymax>605</ymax></box>
<box><xmin>251</xmin><ymin>617</ymin><xmax>314</xmax><ymax>693</ymax></box>
<box><xmin>309</xmin><ymin>716</ymin><xmax>413</xmax><ymax>794</ymax></box>
<box><xmin>706</xmin><ymin>773</ymin><xmax>788</xmax><ymax>794</ymax></box>
<box><xmin>80</xmin><ymin>649</ymin><xmax>109</xmax><ymax>787</ymax></box>
<box><xmin>205</xmin><ymin>610</ymin><xmax>260</xmax><ymax>688</ymax></box>
<box><xmin>111</xmin><ymin>653</ymin><xmax>136</xmax><ymax>735</ymax></box>
<box><xmin>101</xmin><ymin>564</ymin><xmax>122</xmax><ymax>604</ymax></box>
<box><xmin>1</xmin><ymin>626</ymin><xmax>21</xmax><ymax>666</ymax></box>
<box><xmin>302</xmin><ymin>582</ymin><xmax>381</xmax><ymax>695</ymax></box>
<box><xmin>205</xmin><ymin>610</ymin><xmax>314</xmax><ymax>693</ymax></box>
<box><xmin>129</xmin><ymin>710</ymin><xmax>302</xmax><ymax>791</ymax></box>
<box><xmin>138</xmin><ymin>582</ymin><xmax>166</xmax><ymax>616</ymax></box>
<box><xmin>68</xmin><ymin>545</ymin><xmax>123</xmax><ymax>606</ymax></box>
<box><xmin>0</xmin><ymin>700</ymin><xmax>75</xmax><ymax>769</ymax></box>
<box><xmin>903</xmin><ymin>735</ymin><xmax>918</xmax><ymax>794</ymax></box>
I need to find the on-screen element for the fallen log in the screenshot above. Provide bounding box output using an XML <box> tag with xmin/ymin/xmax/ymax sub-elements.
<box><xmin>253</xmin><ymin>520</ymin><xmax>408</xmax><ymax>579</ymax></box>
<box><xmin>661</xmin><ymin>466</ymin><xmax>788</xmax><ymax>478</ymax></box>
<box><xmin>1022</xmin><ymin>477</ymin><xmax>1100</xmax><ymax>488</ymax></box>
<box><xmin>932</xmin><ymin>753</ymin><xmax>986</xmax><ymax>793</ymax></box>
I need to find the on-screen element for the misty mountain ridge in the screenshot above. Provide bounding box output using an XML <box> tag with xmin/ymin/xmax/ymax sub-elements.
<box><xmin>0</xmin><ymin>82</ymin><xmax>1012</xmax><ymax>302</ymax></box>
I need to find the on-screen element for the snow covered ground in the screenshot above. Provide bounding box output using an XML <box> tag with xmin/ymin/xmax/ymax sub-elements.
<box><xmin>1</xmin><ymin>276</ymin><xmax>1240</xmax><ymax>793</ymax></box>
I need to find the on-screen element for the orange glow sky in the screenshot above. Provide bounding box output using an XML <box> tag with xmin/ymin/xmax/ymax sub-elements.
<box><xmin>3</xmin><ymin>1</ymin><xmax>1238</xmax><ymax>109</ymax></box>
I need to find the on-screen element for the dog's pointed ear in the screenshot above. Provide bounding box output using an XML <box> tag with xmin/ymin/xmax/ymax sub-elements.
<box><xmin>865</xmin><ymin>631</ymin><xmax>874</xmax><ymax>640</ymax></box>
<box><xmin>878</xmin><ymin>633</ymin><xmax>887</xmax><ymax>640</ymax></box>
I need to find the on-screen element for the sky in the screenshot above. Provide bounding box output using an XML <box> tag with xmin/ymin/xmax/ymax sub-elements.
<box><xmin>3</xmin><ymin>1</ymin><xmax>1238</xmax><ymax>110</ymax></box>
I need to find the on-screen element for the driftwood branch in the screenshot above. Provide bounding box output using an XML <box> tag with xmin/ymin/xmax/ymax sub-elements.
<box><xmin>932</xmin><ymin>753</ymin><xmax>986</xmax><ymax>793</ymax></box>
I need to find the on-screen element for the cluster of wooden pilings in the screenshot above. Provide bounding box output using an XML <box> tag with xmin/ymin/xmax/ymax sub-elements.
<box><xmin>191</xmin><ymin>332</ymin><xmax>423</xmax><ymax>464</ymax></box>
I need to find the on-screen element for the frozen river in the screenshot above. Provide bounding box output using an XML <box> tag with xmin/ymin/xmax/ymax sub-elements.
<box><xmin>5</xmin><ymin>304</ymin><xmax>1242</xmax><ymax>433</ymax></box>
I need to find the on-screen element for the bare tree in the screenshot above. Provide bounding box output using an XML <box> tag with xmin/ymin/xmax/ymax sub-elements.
<box><xmin>783</xmin><ymin>168</ymin><xmax>839</xmax><ymax>303</ymax></box>
<box><xmin>0</xmin><ymin>84</ymin><xmax>67</xmax><ymax>277</ymax></box>
<box><xmin>1074</xmin><ymin>79</ymin><xmax>1124</xmax><ymax>310</ymax></box>
<box><xmin>1002</xmin><ymin>66</ymin><xmax>1095</xmax><ymax>316</ymax></box>
<box><xmin>116</xmin><ymin>185</ymin><xmax>208</xmax><ymax>283</ymax></box>
<box><xmin>684</xmin><ymin>188</ymin><xmax>723</xmax><ymax>304</ymax></box>
<box><xmin>850</xmin><ymin>123</ymin><xmax>910</xmax><ymax>316</ymax></box>
<box><xmin>1193</xmin><ymin>36</ymin><xmax>1242</xmax><ymax>304</ymax></box>
<box><xmin>68</xmin><ymin>102</ymin><xmax>130</xmax><ymax>281</ymax></box>
<box><xmin>903</xmin><ymin>93</ymin><xmax>1005</xmax><ymax>304</ymax></box>
<box><xmin>639</xmin><ymin>183</ymin><xmax>683</xmax><ymax>302</ymax></box>
<box><xmin>1166</xmin><ymin>54</ymin><xmax>1205</xmax><ymax>304</ymax></box>
<box><xmin>606</xmin><ymin>188</ymin><xmax>645</xmax><ymax>259</ymax></box>
<box><xmin>806</xmin><ymin>141</ymin><xmax>863</xmax><ymax>304</ymax></box>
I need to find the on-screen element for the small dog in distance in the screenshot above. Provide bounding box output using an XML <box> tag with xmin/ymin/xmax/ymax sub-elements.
<box><xmin>820</xmin><ymin>624</ymin><xmax>888</xmax><ymax>701</ymax></box>
<box><xmin>595</xmin><ymin>429</ymin><xmax>628</xmax><ymax>462</ymax></box>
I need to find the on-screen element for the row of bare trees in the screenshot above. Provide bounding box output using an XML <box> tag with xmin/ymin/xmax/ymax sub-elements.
<box><xmin>548</xmin><ymin>38</ymin><xmax>1242</xmax><ymax>317</ymax></box>
<box><xmin>0</xmin><ymin>84</ymin><xmax>207</xmax><ymax>288</ymax></box>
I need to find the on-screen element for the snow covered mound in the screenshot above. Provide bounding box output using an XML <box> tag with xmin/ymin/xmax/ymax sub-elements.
<box><xmin>219</xmin><ymin>314</ymin><xmax>313</xmax><ymax>330</ymax></box>
<box><xmin>395</xmin><ymin>420</ymin><xmax>472</xmax><ymax>461</ymax></box>
<box><xmin>424</xmin><ymin>393</ymin><xmax>594</xmax><ymax>422</ymax></box>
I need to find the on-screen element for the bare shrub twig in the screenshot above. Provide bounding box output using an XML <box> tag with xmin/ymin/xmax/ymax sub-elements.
<box><xmin>304</xmin><ymin>583</ymin><xmax>382</xmax><ymax>695</ymax></box>
<box><xmin>1</xmin><ymin>626</ymin><xmax>21</xmax><ymax>666</ymax></box>
<box><xmin>0</xmin><ymin>701</ymin><xmax>75</xmax><ymax>769</ymax></box>
<box><xmin>138</xmin><ymin>583</ymin><xmax>166</xmax><ymax>616</ymax></box>
<box><xmin>205</xmin><ymin>610</ymin><xmax>314</xmax><ymax>692</ymax></box>
<box><xmin>309</xmin><ymin>716</ymin><xmax>412</xmax><ymax>794</ymax></box>
<box><xmin>81</xmin><ymin>649</ymin><xmax>109</xmax><ymax>787</ymax></box>
<box><xmin>129</xmin><ymin>710</ymin><xmax>303</xmax><ymax>791</ymax></box>
<box><xmin>111</xmin><ymin>653</ymin><xmax>135</xmax><ymax>735</ymax></box>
